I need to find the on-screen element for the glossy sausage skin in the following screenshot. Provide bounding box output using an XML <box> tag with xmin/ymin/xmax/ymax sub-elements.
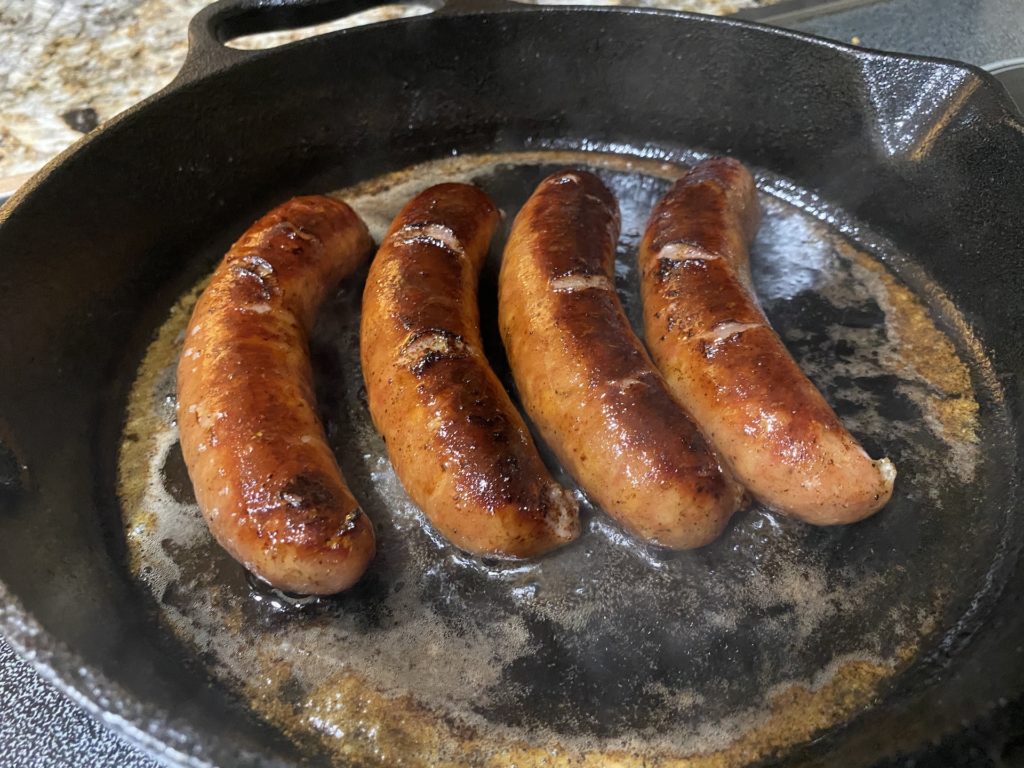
<box><xmin>177</xmin><ymin>195</ymin><xmax>376</xmax><ymax>594</ymax></box>
<box><xmin>639</xmin><ymin>158</ymin><xmax>895</xmax><ymax>524</ymax></box>
<box><xmin>361</xmin><ymin>183</ymin><xmax>579</xmax><ymax>557</ymax></box>
<box><xmin>499</xmin><ymin>170</ymin><xmax>744</xmax><ymax>548</ymax></box>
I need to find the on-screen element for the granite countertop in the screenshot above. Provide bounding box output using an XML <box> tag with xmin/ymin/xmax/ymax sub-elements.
<box><xmin>1</xmin><ymin>0</ymin><xmax>205</xmax><ymax>182</ymax></box>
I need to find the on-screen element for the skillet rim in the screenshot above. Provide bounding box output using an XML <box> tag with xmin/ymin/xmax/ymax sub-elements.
<box><xmin>2</xmin><ymin>1</ymin><xmax>1022</xmax><ymax>224</ymax></box>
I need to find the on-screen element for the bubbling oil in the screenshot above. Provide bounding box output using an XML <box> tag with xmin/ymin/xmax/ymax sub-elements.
<box><xmin>118</xmin><ymin>149</ymin><xmax>994</xmax><ymax>767</ymax></box>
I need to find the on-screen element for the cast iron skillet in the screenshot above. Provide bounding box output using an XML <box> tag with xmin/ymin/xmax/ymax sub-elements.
<box><xmin>0</xmin><ymin>0</ymin><xmax>1022</xmax><ymax>764</ymax></box>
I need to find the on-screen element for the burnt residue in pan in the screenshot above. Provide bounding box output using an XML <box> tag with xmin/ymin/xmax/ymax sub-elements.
<box><xmin>117</xmin><ymin>149</ymin><xmax>1009</xmax><ymax>767</ymax></box>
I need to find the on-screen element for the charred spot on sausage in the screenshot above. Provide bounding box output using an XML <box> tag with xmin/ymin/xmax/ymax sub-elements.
<box><xmin>400</xmin><ymin>328</ymin><xmax>471</xmax><ymax>376</ymax></box>
<box><xmin>394</xmin><ymin>223</ymin><xmax>465</xmax><ymax>257</ymax></box>
<box><xmin>280</xmin><ymin>473</ymin><xmax>336</xmax><ymax>510</ymax></box>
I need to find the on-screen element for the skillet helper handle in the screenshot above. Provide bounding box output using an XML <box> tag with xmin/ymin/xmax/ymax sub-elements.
<box><xmin>177</xmin><ymin>0</ymin><xmax>523</xmax><ymax>84</ymax></box>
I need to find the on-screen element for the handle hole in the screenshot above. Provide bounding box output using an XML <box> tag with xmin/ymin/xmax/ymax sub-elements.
<box><xmin>224</xmin><ymin>2</ymin><xmax>439</xmax><ymax>50</ymax></box>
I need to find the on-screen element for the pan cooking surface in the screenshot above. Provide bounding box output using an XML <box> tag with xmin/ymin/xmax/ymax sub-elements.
<box><xmin>117</xmin><ymin>149</ymin><xmax>1009</xmax><ymax>766</ymax></box>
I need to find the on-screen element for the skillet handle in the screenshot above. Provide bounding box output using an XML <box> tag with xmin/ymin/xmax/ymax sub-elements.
<box><xmin>177</xmin><ymin>0</ymin><xmax>522</xmax><ymax>84</ymax></box>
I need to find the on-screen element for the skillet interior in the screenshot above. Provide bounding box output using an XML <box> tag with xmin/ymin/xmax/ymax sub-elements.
<box><xmin>0</xmin><ymin>5</ymin><xmax>1022</xmax><ymax>766</ymax></box>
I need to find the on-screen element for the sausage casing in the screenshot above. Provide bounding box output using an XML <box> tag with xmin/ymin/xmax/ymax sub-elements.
<box><xmin>639</xmin><ymin>158</ymin><xmax>896</xmax><ymax>524</ymax></box>
<box><xmin>177</xmin><ymin>195</ymin><xmax>376</xmax><ymax>594</ymax></box>
<box><xmin>499</xmin><ymin>170</ymin><xmax>744</xmax><ymax>548</ymax></box>
<box><xmin>361</xmin><ymin>183</ymin><xmax>580</xmax><ymax>557</ymax></box>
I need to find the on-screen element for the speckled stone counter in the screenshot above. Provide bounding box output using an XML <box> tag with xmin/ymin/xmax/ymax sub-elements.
<box><xmin>2</xmin><ymin>0</ymin><xmax>205</xmax><ymax>180</ymax></box>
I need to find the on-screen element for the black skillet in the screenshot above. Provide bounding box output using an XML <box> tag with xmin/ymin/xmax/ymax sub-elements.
<box><xmin>0</xmin><ymin>0</ymin><xmax>1023</xmax><ymax>765</ymax></box>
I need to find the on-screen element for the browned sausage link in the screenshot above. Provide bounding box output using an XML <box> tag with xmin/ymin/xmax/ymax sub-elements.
<box><xmin>361</xmin><ymin>183</ymin><xmax>579</xmax><ymax>557</ymax></box>
<box><xmin>639</xmin><ymin>158</ymin><xmax>896</xmax><ymax>524</ymax></box>
<box><xmin>499</xmin><ymin>170</ymin><xmax>745</xmax><ymax>548</ymax></box>
<box><xmin>177</xmin><ymin>195</ymin><xmax>376</xmax><ymax>594</ymax></box>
